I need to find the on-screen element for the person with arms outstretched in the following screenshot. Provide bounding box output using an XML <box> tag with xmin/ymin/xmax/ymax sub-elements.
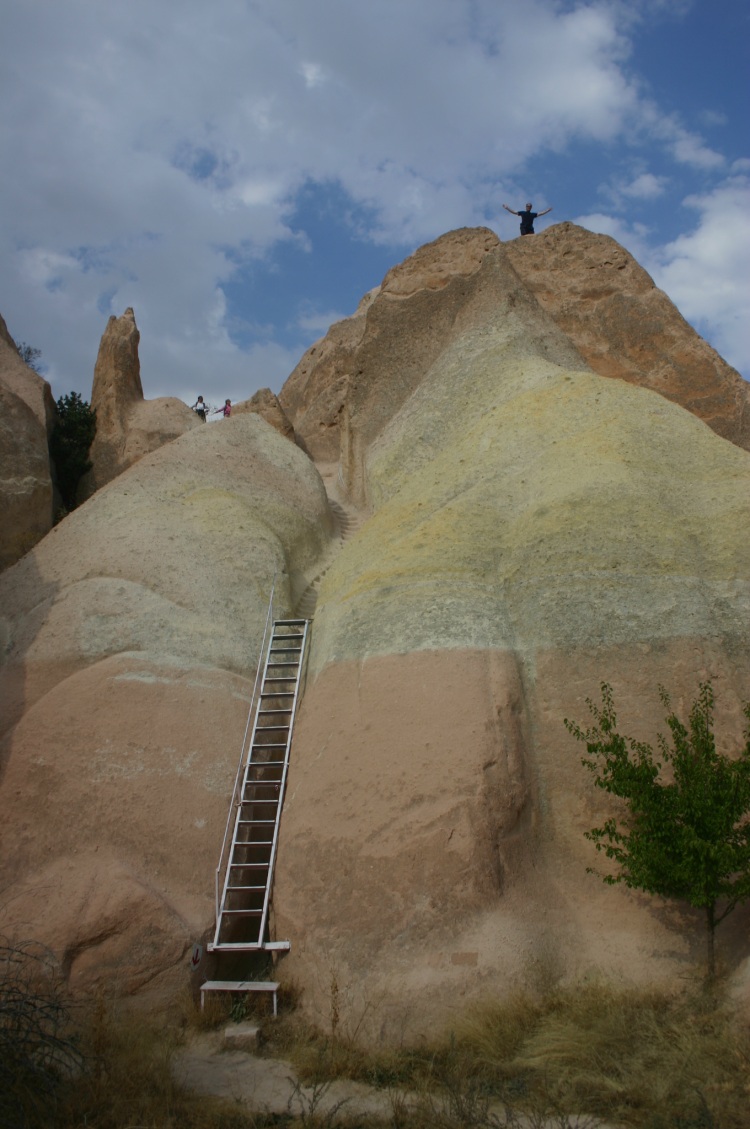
<box><xmin>502</xmin><ymin>202</ymin><xmax>552</xmax><ymax>236</ymax></box>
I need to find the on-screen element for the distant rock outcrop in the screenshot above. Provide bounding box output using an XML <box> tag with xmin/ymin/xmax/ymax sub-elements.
<box><xmin>0</xmin><ymin>313</ymin><xmax>56</xmax><ymax>570</ymax></box>
<box><xmin>234</xmin><ymin>387</ymin><xmax>297</xmax><ymax>443</ymax></box>
<box><xmin>82</xmin><ymin>308</ymin><xmax>200</xmax><ymax>497</ymax></box>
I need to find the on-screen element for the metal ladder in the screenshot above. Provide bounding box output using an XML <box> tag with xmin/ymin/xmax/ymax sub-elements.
<box><xmin>209</xmin><ymin>617</ymin><xmax>309</xmax><ymax>952</ymax></box>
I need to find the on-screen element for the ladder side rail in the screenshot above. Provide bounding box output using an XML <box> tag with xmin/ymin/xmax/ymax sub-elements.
<box><xmin>213</xmin><ymin>579</ymin><xmax>276</xmax><ymax>927</ymax></box>
<box><xmin>257</xmin><ymin>620</ymin><xmax>309</xmax><ymax>943</ymax></box>
<box><xmin>213</xmin><ymin>618</ymin><xmax>284</xmax><ymax>952</ymax></box>
<box><xmin>212</xmin><ymin>622</ymin><xmax>281</xmax><ymax>949</ymax></box>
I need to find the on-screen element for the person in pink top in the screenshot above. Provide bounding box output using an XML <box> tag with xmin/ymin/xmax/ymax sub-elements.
<box><xmin>214</xmin><ymin>399</ymin><xmax>232</xmax><ymax>417</ymax></box>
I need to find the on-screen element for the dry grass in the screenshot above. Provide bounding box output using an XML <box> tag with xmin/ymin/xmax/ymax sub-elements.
<box><xmin>258</xmin><ymin>982</ymin><xmax>749</xmax><ymax>1128</ymax></box>
<box><xmin>6</xmin><ymin>957</ymin><xmax>749</xmax><ymax>1128</ymax></box>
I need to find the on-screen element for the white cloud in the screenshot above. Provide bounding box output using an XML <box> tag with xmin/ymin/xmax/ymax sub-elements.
<box><xmin>647</xmin><ymin>175</ymin><xmax>750</xmax><ymax>374</ymax></box>
<box><xmin>621</xmin><ymin>173</ymin><xmax>668</xmax><ymax>199</ymax></box>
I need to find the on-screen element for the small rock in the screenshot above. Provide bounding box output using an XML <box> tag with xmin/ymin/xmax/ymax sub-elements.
<box><xmin>222</xmin><ymin>1023</ymin><xmax>261</xmax><ymax>1052</ymax></box>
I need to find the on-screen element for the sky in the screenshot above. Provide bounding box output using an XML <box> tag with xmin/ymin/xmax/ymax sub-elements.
<box><xmin>2</xmin><ymin>0</ymin><xmax>748</xmax><ymax>411</ymax></box>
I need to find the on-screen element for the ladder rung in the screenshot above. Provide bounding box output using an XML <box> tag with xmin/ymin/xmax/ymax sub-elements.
<box><xmin>251</xmin><ymin>743</ymin><xmax>287</xmax><ymax>749</ymax></box>
<box><xmin>258</xmin><ymin>709</ymin><xmax>292</xmax><ymax>714</ymax></box>
<box><xmin>227</xmin><ymin>885</ymin><xmax>267</xmax><ymax>892</ymax></box>
<box><xmin>237</xmin><ymin>819</ymin><xmax>277</xmax><ymax>825</ymax></box>
<box><xmin>229</xmin><ymin>862</ymin><xmax>269</xmax><ymax>869</ymax></box>
<box><xmin>264</xmin><ymin>677</ymin><xmax>296</xmax><ymax>683</ymax></box>
<box><xmin>260</xmin><ymin>692</ymin><xmax>294</xmax><ymax>698</ymax></box>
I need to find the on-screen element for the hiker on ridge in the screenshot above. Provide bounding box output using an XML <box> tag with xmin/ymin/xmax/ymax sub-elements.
<box><xmin>502</xmin><ymin>202</ymin><xmax>552</xmax><ymax>236</ymax></box>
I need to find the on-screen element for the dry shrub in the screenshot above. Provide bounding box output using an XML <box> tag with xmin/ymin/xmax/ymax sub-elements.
<box><xmin>57</xmin><ymin>995</ymin><xmax>263</xmax><ymax>1128</ymax></box>
<box><xmin>450</xmin><ymin>982</ymin><xmax>749</xmax><ymax>1127</ymax></box>
<box><xmin>0</xmin><ymin>937</ymin><xmax>82</xmax><ymax>1129</ymax></box>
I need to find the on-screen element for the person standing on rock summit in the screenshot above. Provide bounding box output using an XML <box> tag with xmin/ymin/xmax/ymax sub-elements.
<box><xmin>213</xmin><ymin>399</ymin><xmax>232</xmax><ymax>418</ymax></box>
<box><xmin>502</xmin><ymin>202</ymin><xmax>552</xmax><ymax>236</ymax></box>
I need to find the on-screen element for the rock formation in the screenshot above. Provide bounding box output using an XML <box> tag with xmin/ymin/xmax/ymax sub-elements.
<box><xmin>234</xmin><ymin>387</ymin><xmax>297</xmax><ymax>443</ymax></box>
<box><xmin>82</xmin><ymin>308</ymin><xmax>201</xmax><ymax>497</ymax></box>
<box><xmin>504</xmin><ymin>223</ymin><xmax>750</xmax><ymax>452</ymax></box>
<box><xmin>0</xmin><ymin>415</ymin><xmax>335</xmax><ymax>999</ymax></box>
<box><xmin>280</xmin><ymin>226</ymin><xmax>750</xmax><ymax>495</ymax></box>
<box><xmin>0</xmin><ymin>313</ymin><xmax>57</xmax><ymax>570</ymax></box>
<box><xmin>0</xmin><ymin>226</ymin><xmax>748</xmax><ymax>1032</ymax></box>
<box><xmin>272</xmin><ymin>226</ymin><xmax>750</xmax><ymax>1035</ymax></box>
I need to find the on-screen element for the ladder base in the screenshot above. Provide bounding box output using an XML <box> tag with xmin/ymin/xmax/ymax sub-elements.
<box><xmin>208</xmin><ymin>940</ymin><xmax>291</xmax><ymax>953</ymax></box>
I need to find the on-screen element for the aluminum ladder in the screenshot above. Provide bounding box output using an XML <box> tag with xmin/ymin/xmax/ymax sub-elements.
<box><xmin>209</xmin><ymin>618</ymin><xmax>309</xmax><ymax>952</ymax></box>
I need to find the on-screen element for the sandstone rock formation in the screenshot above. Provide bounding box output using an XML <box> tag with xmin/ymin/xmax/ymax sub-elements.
<box><xmin>271</xmin><ymin>227</ymin><xmax>750</xmax><ymax>1036</ymax></box>
<box><xmin>82</xmin><ymin>308</ymin><xmax>200</xmax><ymax>497</ymax></box>
<box><xmin>1</xmin><ymin>226</ymin><xmax>748</xmax><ymax>1033</ymax></box>
<box><xmin>0</xmin><ymin>313</ymin><xmax>56</xmax><ymax>570</ymax></box>
<box><xmin>505</xmin><ymin>222</ymin><xmax>750</xmax><ymax>452</ymax></box>
<box><xmin>0</xmin><ymin>415</ymin><xmax>335</xmax><ymax>999</ymax></box>
<box><xmin>280</xmin><ymin>226</ymin><xmax>750</xmax><ymax>495</ymax></box>
<box><xmin>234</xmin><ymin>387</ymin><xmax>297</xmax><ymax>443</ymax></box>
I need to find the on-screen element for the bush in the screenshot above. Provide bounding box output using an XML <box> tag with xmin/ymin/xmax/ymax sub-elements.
<box><xmin>0</xmin><ymin>937</ymin><xmax>81</xmax><ymax>1129</ymax></box>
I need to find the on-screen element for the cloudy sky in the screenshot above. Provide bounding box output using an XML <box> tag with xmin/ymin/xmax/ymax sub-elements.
<box><xmin>2</xmin><ymin>0</ymin><xmax>748</xmax><ymax>409</ymax></box>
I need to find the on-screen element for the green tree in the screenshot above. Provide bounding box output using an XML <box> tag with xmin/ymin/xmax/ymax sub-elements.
<box><xmin>16</xmin><ymin>341</ymin><xmax>43</xmax><ymax>373</ymax></box>
<box><xmin>564</xmin><ymin>682</ymin><xmax>750</xmax><ymax>979</ymax></box>
<box><xmin>50</xmin><ymin>392</ymin><xmax>97</xmax><ymax>512</ymax></box>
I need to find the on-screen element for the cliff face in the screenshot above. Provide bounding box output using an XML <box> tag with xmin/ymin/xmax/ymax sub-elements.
<box><xmin>0</xmin><ymin>225</ymin><xmax>748</xmax><ymax>1027</ymax></box>
<box><xmin>0</xmin><ymin>314</ymin><xmax>57</xmax><ymax>570</ymax></box>
<box><xmin>274</xmin><ymin>226</ymin><xmax>750</xmax><ymax>1035</ymax></box>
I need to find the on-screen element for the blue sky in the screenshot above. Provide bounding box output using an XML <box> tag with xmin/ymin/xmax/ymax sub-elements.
<box><xmin>1</xmin><ymin>0</ymin><xmax>748</xmax><ymax>410</ymax></box>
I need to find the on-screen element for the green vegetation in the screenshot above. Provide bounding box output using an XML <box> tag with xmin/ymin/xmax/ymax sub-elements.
<box><xmin>16</xmin><ymin>341</ymin><xmax>43</xmax><ymax>373</ymax></box>
<box><xmin>50</xmin><ymin>390</ymin><xmax>97</xmax><ymax>512</ymax></box>
<box><xmin>565</xmin><ymin>682</ymin><xmax>750</xmax><ymax>978</ymax></box>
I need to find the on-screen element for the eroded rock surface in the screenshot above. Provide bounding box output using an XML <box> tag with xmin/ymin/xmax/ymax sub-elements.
<box><xmin>234</xmin><ymin>387</ymin><xmax>296</xmax><ymax>443</ymax></box>
<box><xmin>505</xmin><ymin>223</ymin><xmax>750</xmax><ymax>452</ymax></box>
<box><xmin>83</xmin><ymin>308</ymin><xmax>200</xmax><ymax>496</ymax></box>
<box><xmin>273</xmin><ymin>229</ymin><xmax>750</xmax><ymax>1037</ymax></box>
<box><xmin>0</xmin><ymin>313</ymin><xmax>56</xmax><ymax>570</ymax></box>
<box><xmin>2</xmin><ymin>226</ymin><xmax>749</xmax><ymax>1027</ymax></box>
<box><xmin>0</xmin><ymin>416</ymin><xmax>335</xmax><ymax>999</ymax></box>
<box><xmin>279</xmin><ymin>225</ymin><xmax>750</xmax><ymax>499</ymax></box>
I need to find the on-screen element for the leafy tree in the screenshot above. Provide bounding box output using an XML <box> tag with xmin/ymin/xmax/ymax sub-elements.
<box><xmin>16</xmin><ymin>341</ymin><xmax>43</xmax><ymax>373</ymax></box>
<box><xmin>564</xmin><ymin>682</ymin><xmax>750</xmax><ymax>978</ymax></box>
<box><xmin>50</xmin><ymin>392</ymin><xmax>97</xmax><ymax>512</ymax></box>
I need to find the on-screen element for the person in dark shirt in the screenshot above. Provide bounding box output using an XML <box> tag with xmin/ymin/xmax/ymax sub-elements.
<box><xmin>502</xmin><ymin>201</ymin><xmax>552</xmax><ymax>235</ymax></box>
